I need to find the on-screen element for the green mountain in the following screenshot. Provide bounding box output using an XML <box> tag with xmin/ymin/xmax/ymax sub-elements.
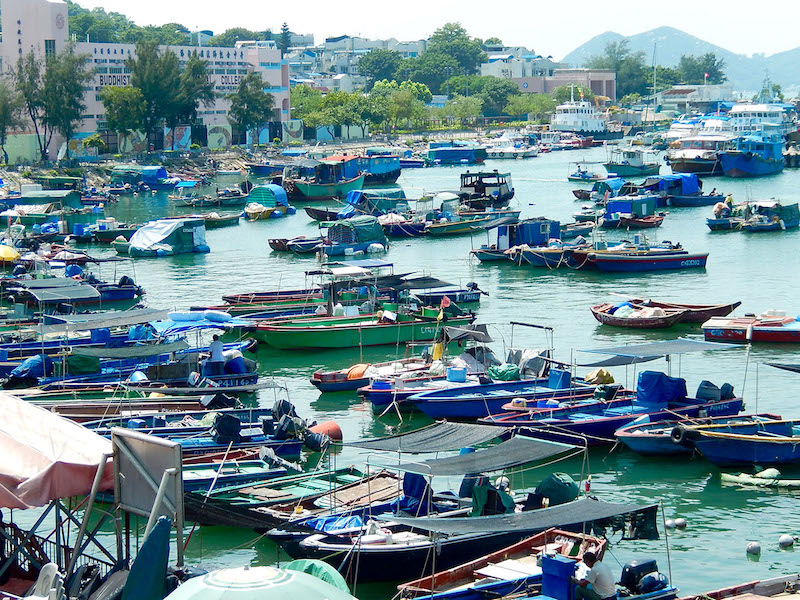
<box><xmin>561</xmin><ymin>26</ymin><xmax>797</xmax><ymax>92</ymax></box>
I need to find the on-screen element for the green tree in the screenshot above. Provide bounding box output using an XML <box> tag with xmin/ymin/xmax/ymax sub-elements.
<box><xmin>618</xmin><ymin>93</ymin><xmax>643</xmax><ymax>106</ymax></box>
<box><xmin>83</xmin><ymin>133</ymin><xmax>107</xmax><ymax>154</ymax></box>
<box><xmin>586</xmin><ymin>40</ymin><xmax>648</xmax><ymax>97</ymax></box>
<box><xmin>387</xmin><ymin>89</ymin><xmax>426</xmax><ymax>130</ymax></box>
<box><xmin>483</xmin><ymin>37</ymin><xmax>503</xmax><ymax>47</ymax></box>
<box><xmin>0</xmin><ymin>80</ymin><xmax>24</xmax><ymax>164</ymax></box>
<box><xmin>504</xmin><ymin>94</ymin><xmax>556</xmax><ymax>120</ymax></box>
<box><xmin>227</xmin><ymin>72</ymin><xmax>275</xmax><ymax>145</ymax></box>
<box><xmin>677</xmin><ymin>53</ymin><xmax>727</xmax><ymax>84</ymax></box>
<box><xmin>441</xmin><ymin>74</ymin><xmax>493</xmax><ymax>98</ymax></box>
<box><xmin>427</xmin><ymin>23</ymin><xmax>486</xmax><ymax>74</ymax></box>
<box><xmin>397</xmin><ymin>52</ymin><xmax>459</xmax><ymax>94</ymax></box>
<box><xmin>289</xmin><ymin>84</ymin><xmax>324</xmax><ymax>121</ymax></box>
<box><xmin>550</xmin><ymin>85</ymin><xmax>595</xmax><ymax>104</ymax></box>
<box><xmin>42</xmin><ymin>44</ymin><xmax>94</xmax><ymax>159</ymax></box>
<box><xmin>278</xmin><ymin>23</ymin><xmax>292</xmax><ymax>56</ymax></box>
<box><xmin>99</xmin><ymin>86</ymin><xmax>147</xmax><ymax>137</ymax></box>
<box><xmin>653</xmin><ymin>66</ymin><xmax>681</xmax><ymax>93</ymax></box>
<box><xmin>478</xmin><ymin>77</ymin><xmax>520</xmax><ymax>116</ymax></box>
<box><xmin>126</xmin><ymin>40</ymin><xmax>182</xmax><ymax>149</ymax></box>
<box><xmin>165</xmin><ymin>51</ymin><xmax>215</xmax><ymax>148</ymax></box>
<box><xmin>371</xmin><ymin>80</ymin><xmax>432</xmax><ymax>103</ymax></box>
<box><xmin>352</xmin><ymin>94</ymin><xmax>387</xmax><ymax>136</ymax></box>
<box><xmin>357</xmin><ymin>49</ymin><xmax>402</xmax><ymax>87</ymax></box>
<box><xmin>443</xmin><ymin>94</ymin><xmax>483</xmax><ymax>125</ymax></box>
<box><xmin>207</xmin><ymin>28</ymin><xmax>266</xmax><ymax>47</ymax></box>
<box><xmin>12</xmin><ymin>51</ymin><xmax>49</xmax><ymax>161</ymax></box>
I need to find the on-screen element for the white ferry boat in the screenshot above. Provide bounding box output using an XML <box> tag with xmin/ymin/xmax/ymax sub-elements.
<box><xmin>727</xmin><ymin>103</ymin><xmax>797</xmax><ymax>138</ymax></box>
<box><xmin>550</xmin><ymin>97</ymin><xmax>623</xmax><ymax>140</ymax></box>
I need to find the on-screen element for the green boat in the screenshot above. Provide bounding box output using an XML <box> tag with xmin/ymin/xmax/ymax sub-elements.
<box><xmin>427</xmin><ymin>215</ymin><xmax>492</xmax><ymax>236</ymax></box>
<box><xmin>282</xmin><ymin>157</ymin><xmax>366</xmax><ymax>202</ymax></box>
<box><xmin>286</xmin><ymin>173</ymin><xmax>365</xmax><ymax>202</ymax></box>
<box><xmin>251</xmin><ymin>310</ymin><xmax>474</xmax><ymax>349</ymax></box>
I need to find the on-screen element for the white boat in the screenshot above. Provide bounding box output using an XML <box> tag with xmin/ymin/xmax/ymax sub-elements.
<box><xmin>550</xmin><ymin>93</ymin><xmax>622</xmax><ymax>140</ymax></box>
<box><xmin>727</xmin><ymin>102</ymin><xmax>797</xmax><ymax>137</ymax></box>
<box><xmin>485</xmin><ymin>133</ymin><xmax>538</xmax><ymax>159</ymax></box>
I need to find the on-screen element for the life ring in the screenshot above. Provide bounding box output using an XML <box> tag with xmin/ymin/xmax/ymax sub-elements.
<box><xmin>498</xmin><ymin>151</ymin><xmax>505</xmax><ymax>157</ymax></box>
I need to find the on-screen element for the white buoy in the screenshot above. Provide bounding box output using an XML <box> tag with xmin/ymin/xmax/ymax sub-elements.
<box><xmin>779</xmin><ymin>534</ymin><xmax>795</xmax><ymax>548</ymax></box>
<box><xmin>746</xmin><ymin>541</ymin><xmax>761</xmax><ymax>555</ymax></box>
<box><xmin>665</xmin><ymin>519</ymin><xmax>676</xmax><ymax>529</ymax></box>
<box><xmin>675</xmin><ymin>518</ymin><xmax>687</xmax><ymax>529</ymax></box>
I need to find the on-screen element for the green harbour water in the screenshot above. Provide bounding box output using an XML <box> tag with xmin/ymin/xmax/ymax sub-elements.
<box><xmin>63</xmin><ymin>146</ymin><xmax>800</xmax><ymax>596</ymax></box>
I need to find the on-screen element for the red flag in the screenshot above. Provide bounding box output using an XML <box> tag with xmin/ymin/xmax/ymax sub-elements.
<box><xmin>704</xmin><ymin>72</ymin><xmax>709</xmax><ymax>79</ymax></box>
<box><xmin>440</xmin><ymin>296</ymin><xmax>451</xmax><ymax>308</ymax></box>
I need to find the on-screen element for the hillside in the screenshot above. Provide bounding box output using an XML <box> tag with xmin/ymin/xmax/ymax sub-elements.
<box><xmin>561</xmin><ymin>26</ymin><xmax>798</xmax><ymax>92</ymax></box>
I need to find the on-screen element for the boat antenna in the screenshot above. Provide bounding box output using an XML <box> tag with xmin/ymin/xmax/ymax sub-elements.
<box><xmin>660</xmin><ymin>501</ymin><xmax>673</xmax><ymax>586</ymax></box>
<box><xmin>651</xmin><ymin>43</ymin><xmax>657</xmax><ymax>131</ymax></box>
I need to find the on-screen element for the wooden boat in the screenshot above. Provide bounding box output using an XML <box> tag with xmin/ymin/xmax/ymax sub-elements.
<box><xmin>614</xmin><ymin>413</ymin><xmax>781</xmax><ymax>456</ymax></box>
<box><xmin>560</xmin><ymin>222</ymin><xmax>595</xmax><ymax>239</ymax></box>
<box><xmin>625</xmin><ymin>298</ymin><xmax>741</xmax><ymax>323</ymax></box>
<box><xmin>617</xmin><ymin>215</ymin><xmax>664</xmax><ymax>229</ymax></box>
<box><xmin>702</xmin><ymin>311</ymin><xmax>800</xmax><ymax>343</ymax></box>
<box><xmin>427</xmin><ymin>215</ymin><xmax>492</xmax><ymax>236</ymax></box>
<box><xmin>269</xmin><ymin>236</ymin><xmax>320</xmax><ymax>252</ymax></box>
<box><xmin>184</xmin><ymin>468</ymin><xmax>400</xmax><ymax>528</ymax></box>
<box><xmin>244</xmin><ymin>202</ymin><xmax>278</xmax><ymax>220</ymax></box>
<box><xmin>94</xmin><ymin>225</ymin><xmax>140</xmax><ymax>243</ymax></box>
<box><xmin>674</xmin><ymin>418</ymin><xmax>800</xmax><ymax>466</ymax></box>
<box><xmin>182</xmin><ymin>461</ymin><xmax>288</xmax><ymax>493</ymax></box>
<box><xmin>397</xmin><ymin>528</ymin><xmax>605</xmax><ymax>599</ymax></box>
<box><xmin>677</xmin><ymin>574</ymin><xmax>800</xmax><ymax>600</ymax></box>
<box><xmin>186</xmin><ymin>211</ymin><xmax>242</xmax><ymax>228</ymax></box>
<box><xmin>311</xmin><ymin>356</ymin><xmax>432</xmax><ymax>392</ymax></box>
<box><xmin>590</xmin><ymin>303</ymin><xmax>687</xmax><ymax>328</ymax></box>
<box><xmin>252</xmin><ymin>312</ymin><xmax>475</xmax><ymax>350</ymax></box>
<box><xmin>706</xmin><ymin>216</ymin><xmax>744</xmax><ymax>231</ymax></box>
<box><xmin>572</xmin><ymin>189</ymin><xmax>592</xmax><ymax>200</ymax></box>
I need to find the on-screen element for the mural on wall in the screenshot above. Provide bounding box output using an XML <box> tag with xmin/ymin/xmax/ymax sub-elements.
<box><xmin>66</xmin><ymin>133</ymin><xmax>99</xmax><ymax>161</ymax></box>
<box><xmin>118</xmin><ymin>131</ymin><xmax>148</xmax><ymax>154</ymax></box>
<box><xmin>208</xmin><ymin>125</ymin><xmax>232</xmax><ymax>149</ymax></box>
<box><xmin>245</xmin><ymin>127</ymin><xmax>272</xmax><ymax>146</ymax></box>
<box><xmin>282</xmin><ymin>119</ymin><xmax>303</xmax><ymax>141</ymax></box>
<box><xmin>164</xmin><ymin>126</ymin><xmax>192</xmax><ymax>151</ymax></box>
<box><xmin>315</xmin><ymin>126</ymin><xmax>334</xmax><ymax>142</ymax></box>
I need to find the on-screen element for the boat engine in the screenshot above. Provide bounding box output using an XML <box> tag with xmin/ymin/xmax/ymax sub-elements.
<box><xmin>619</xmin><ymin>559</ymin><xmax>669</xmax><ymax>596</ymax></box>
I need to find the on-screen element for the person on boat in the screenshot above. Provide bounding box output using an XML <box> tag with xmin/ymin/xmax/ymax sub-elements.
<box><xmin>710</xmin><ymin>188</ymin><xmax>717</xmax><ymax>196</ymax></box>
<box><xmin>206</xmin><ymin>334</ymin><xmax>226</xmax><ymax>376</ymax></box>
<box><xmin>573</xmin><ymin>550</ymin><xmax>617</xmax><ymax>600</ymax></box>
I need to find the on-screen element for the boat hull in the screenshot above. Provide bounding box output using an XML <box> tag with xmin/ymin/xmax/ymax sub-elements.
<box><xmin>720</xmin><ymin>153</ymin><xmax>784</xmax><ymax>178</ymax></box>
<box><xmin>286</xmin><ymin>173</ymin><xmax>366</xmax><ymax>201</ymax></box>
<box><xmin>668</xmin><ymin>157</ymin><xmax>723</xmax><ymax>176</ymax></box>
<box><xmin>592</xmin><ymin>252</ymin><xmax>708</xmax><ymax>272</ymax></box>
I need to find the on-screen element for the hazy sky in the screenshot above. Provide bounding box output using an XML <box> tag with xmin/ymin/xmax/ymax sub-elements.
<box><xmin>76</xmin><ymin>0</ymin><xmax>798</xmax><ymax>61</ymax></box>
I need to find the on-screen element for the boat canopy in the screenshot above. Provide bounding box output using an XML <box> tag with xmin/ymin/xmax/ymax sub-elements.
<box><xmin>471</xmin><ymin>216</ymin><xmax>520</xmax><ymax>231</ymax></box>
<box><xmin>377</xmin><ymin>497</ymin><xmax>656</xmax><ymax>535</ymax></box>
<box><xmin>591</xmin><ymin>177</ymin><xmax>627</xmax><ymax>196</ymax></box>
<box><xmin>347</xmin><ymin>421</ymin><xmax>501</xmax><ymax>452</ymax></box>
<box><xmin>247</xmin><ymin>184</ymin><xmax>290</xmax><ymax>207</ymax></box>
<box><xmin>443</xmin><ymin>324</ymin><xmax>493</xmax><ymax>343</ymax></box>
<box><xmin>175</xmin><ymin>181</ymin><xmax>198</xmax><ymax>189</ymax></box>
<box><xmin>640</xmin><ymin>173</ymin><xmax>701</xmax><ymax>195</ymax></box>
<box><xmin>150</xmin><ymin>316</ymin><xmax>250</xmax><ymax>336</ymax></box>
<box><xmin>381</xmin><ymin>436</ymin><xmax>576</xmax><ymax>476</ymax></box>
<box><xmin>42</xmin><ymin>308</ymin><xmax>171</xmax><ymax>333</ymax></box>
<box><xmin>140</xmin><ymin>166</ymin><xmax>170</xmax><ymax>184</ymax></box>
<box><xmin>0</xmin><ymin>392</ymin><xmax>113</xmax><ymax>508</ymax></box>
<box><xmin>395</xmin><ymin>276</ymin><xmax>454</xmax><ymax>290</ymax></box>
<box><xmin>20</xmin><ymin>281</ymin><xmax>101</xmax><ymax>304</ymax></box>
<box><xmin>72</xmin><ymin>339</ymin><xmax>190</xmax><ymax>359</ymax></box>
<box><xmin>581</xmin><ymin>338</ymin><xmax>739</xmax><ymax>358</ymax></box>
<box><xmin>322</xmin><ymin>215</ymin><xmax>386</xmax><ymax>244</ymax></box>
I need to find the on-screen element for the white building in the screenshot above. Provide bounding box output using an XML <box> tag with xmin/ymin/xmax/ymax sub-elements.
<box><xmin>0</xmin><ymin>0</ymin><xmax>291</xmax><ymax>157</ymax></box>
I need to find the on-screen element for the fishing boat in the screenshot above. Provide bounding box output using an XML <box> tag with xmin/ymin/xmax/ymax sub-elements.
<box><xmin>617</xmin><ymin>215</ymin><xmax>664</xmax><ymax>229</ymax></box>
<box><xmin>397</xmin><ymin>528</ymin><xmax>605</xmax><ymax>600</ymax></box>
<box><xmin>679</xmin><ymin>574</ymin><xmax>800</xmax><ymax>600</ymax></box>
<box><xmin>550</xmin><ymin>95</ymin><xmax>623</xmax><ymax>140</ymax></box>
<box><xmin>588</xmin><ymin>250</ymin><xmax>708</xmax><ymax>273</ymax></box>
<box><xmin>666</xmin><ymin>133</ymin><xmax>736</xmax><ymax>176</ymax></box>
<box><xmin>427</xmin><ymin>141</ymin><xmax>487</xmax><ymax>165</ymax></box>
<box><xmin>304</xmin><ymin>189</ymin><xmax>409</xmax><ymax>222</ymax></box>
<box><xmin>673</xmin><ymin>418</ymin><xmax>800</xmax><ymax>466</ymax></box>
<box><xmin>708</xmin><ymin>199</ymin><xmax>797</xmax><ymax>232</ymax></box>
<box><xmin>282</xmin><ymin>157</ymin><xmax>366</xmax><ymax>202</ymax></box>
<box><xmin>614</xmin><ymin>413</ymin><xmax>781</xmax><ymax>456</ymax></box>
<box><xmin>624</xmin><ymin>298</ymin><xmax>741</xmax><ymax>323</ymax></box>
<box><xmin>93</xmin><ymin>222</ymin><xmax>141</xmax><ymax>243</ymax></box>
<box><xmin>567</xmin><ymin>162</ymin><xmax>607</xmax><ymax>182</ymax></box>
<box><xmin>590</xmin><ymin>303</ymin><xmax>687</xmax><ymax>328</ymax></box>
<box><xmin>114</xmin><ymin>218</ymin><xmax>210</xmax><ymax>257</ymax></box>
<box><xmin>184</xmin><ymin>211</ymin><xmax>242</xmax><ymax>229</ymax></box>
<box><xmin>243</xmin><ymin>184</ymin><xmax>295</xmax><ymax>220</ymax></box>
<box><xmin>288</xmin><ymin>215</ymin><xmax>388</xmax><ymax>256</ymax></box>
<box><xmin>720</xmin><ymin>468</ymin><xmax>800</xmax><ymax>489</ymax></box>
<box><xmin>604</xmin><ymin>147</ymin><xmax>661</xmax><ymax>177</ymax></box>
<box><xmin>183</xmin><ymin>468</ymin><xmax>401</xmax><ymax>528</ymax></box>
<box><xmin>459</xmin><ymin>171</ymin><xmax>515</xmax><ymax>209</ymax></box>
<box><xmin>252</xmin><ymin>309</ymin><xmax>475</xmax><ymax>350</ymax></box>
<box><xmin>719</xmin><ymin>130</ymin><xmax>785</xmax><ymax>178</ymax></box>
<box><xmin>702</xmin><ymin>311</ymin><xmax>800</xmax><ymax>343</ymax></box>
<box><xmin>599</xmin><ymin>195</ymin><xmax>659</xmax><ymax>229</ymax></box>
<box><xmin>481</xmin><ymin>370</ymin><xmax>743</xmax><ymax>446</ymax></box>
<box><xmin>427</xmin><ymin>215</ymin><xmax>492</xmax><ymax>236</ymax></box>
<box><xmin>740</xmin><ymin>202</ymin><xmax>800</xmax><ymax>232</ymax></box>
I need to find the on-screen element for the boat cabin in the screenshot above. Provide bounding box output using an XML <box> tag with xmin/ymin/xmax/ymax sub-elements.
<box><xmin>460</xmin><ymin>171</ymin><xmax>514</xmax><ymax>203</ymax></box>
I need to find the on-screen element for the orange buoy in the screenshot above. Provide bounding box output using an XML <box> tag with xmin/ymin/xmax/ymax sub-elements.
<box><xmin>310</xmin><ymin>420</ymin><xmax>343</xmax><ymax>441</ymax></box>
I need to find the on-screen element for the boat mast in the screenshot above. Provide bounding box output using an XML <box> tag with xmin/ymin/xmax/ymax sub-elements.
<box><xmin>650</xmin><ymin>43</ymin><xmax>657</xmax><ymax>132</ymax></box>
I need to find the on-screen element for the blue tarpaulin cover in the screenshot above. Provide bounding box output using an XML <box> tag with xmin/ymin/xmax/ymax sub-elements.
<box><xmin>9</xmin><ymin>354</ymin><xmax>54</xmax><ymax>379</ymax></box>
<box><xmin>121</xmin><ymin>516</ymin><xmax>171</xmax><ymax>600</ymax></box>
<box><xmin>636</xmin><ymin>371</ymin><xmax>687</xmax><ymax>408</ymax></box>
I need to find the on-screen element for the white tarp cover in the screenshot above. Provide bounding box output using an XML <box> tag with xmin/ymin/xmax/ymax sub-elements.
<box><xmin>0</xmin><ymin>393</ymin><xmax>113</xmax><ymax>508</ymax></box>
<box><xmin>129</xmin><ymin>219</ymin><xmax>186</xmax><ymax>251</ymax></box>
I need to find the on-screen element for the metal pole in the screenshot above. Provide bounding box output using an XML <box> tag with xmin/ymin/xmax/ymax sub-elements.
<box><xmin>144</xmin><ymin>468</ymin><xmax>177</xmax><ymax>539</ymax></box>
<box><xmin>660</xmin><ymin>502</ymin><xmax>673</xmax><ymax>586</ymax></box>
<box><xmin>66</xmin><ymin>454</ymin><xmax>110</xmax><ymax>577</ymax></box>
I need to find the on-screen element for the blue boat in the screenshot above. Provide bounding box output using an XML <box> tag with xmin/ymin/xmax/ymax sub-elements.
<box><xmin>408</xmin><ymin>369</ymin><xmax>611</xmax><ymax>419</ymax></box>
<box><xmin>480</xmin><ymin>371</ymin><xmax>743</xmax><ymax>446</ymax></box>
<box><xmin>472</xmin><ymin>218</ymin><xmax>586</xmax><ymax>264</ymax></box>
<box><xmin>741</xmin><ymin>202</ymin><xmax>800</xmax><ymax>232</ymax></box>
<box><xmin>589</xmin><ymin>251</ymin><xmax>708</xmax><ymax>272</ymax></box>
<box><xmin>676</xmin><ymin>418</ymin><xmax>800</xmax><ymax>466</ymax></box>
<box><xmin>427</xmin><ymin>142</ymin><xmax>487</xmax><ymax>165</ymax></box>
<box><xmin>719</xmin><ymin>131</ymin><xmax>785</xmax><ymax>178</ymax></box>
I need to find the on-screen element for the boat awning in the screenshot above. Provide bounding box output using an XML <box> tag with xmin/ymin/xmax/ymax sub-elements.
<box><xmin>377</xmin><ymin>497</ymin><xmax>656</xmax><ymax>535</ymax></box>
<box><xmin>346</xmin><ymin>422</ymin><xmax>502</xmax><ymax>452</ymax></box>
<box><xmin>150</xmin><ymin>317</ymin><xmax>251</xmax><ymax>336</ymax></box>
<box><xmin>42</xmin><ymin>308</ymin><xmax>171</xmax><ymax>333</ymax></box>
<box><xmin>325</xmin><ymin>259</ymin><xmax>394</xmax><ymax>269</ymax></box>
<box><xmin>444</xmin><ymin>324</ymin><xmax>493</xmax><ymax>343</ymax></box>
<box><xmin>580</xmin><ymin>338</ymin><xmax>739</xmax><ymax>358</ymax></box>
<box><xmin>378</xmin><ymin>437</ymin><xmax>576</xmax><ymax>476</ymax></box>
<box><xmin>72</xmin><ymin>340</ymin><xmax>190</xmax><ymax>359</ymax></box>
<box><xmin>27</xmin><ymin>285</ymin><xmax>101</xmax><ymax>304</ymax></box>
<box><xmin>175</xmin><ymin>181</ymin><xmax>198</xmax><ymax>188</ymax></box>
<box><xmin>578</xmin><ymin>355</ymin><xmax>662</xmax><ymax>368</ymax></box>
<box><xmin>471</xmin><ymin>216</ymin><xmax>519</xmax><ymax>231</ymax></box>
<box><xmin>0</xmin><ymin>392</ymin><xmax>113</xmax><ymax>509</ymax></box>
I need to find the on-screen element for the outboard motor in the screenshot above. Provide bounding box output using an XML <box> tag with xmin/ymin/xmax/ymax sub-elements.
<box><xmin>619</xmin><ymin>559</ymin><xmax>669</xmax><ymax>595</ymax></box>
